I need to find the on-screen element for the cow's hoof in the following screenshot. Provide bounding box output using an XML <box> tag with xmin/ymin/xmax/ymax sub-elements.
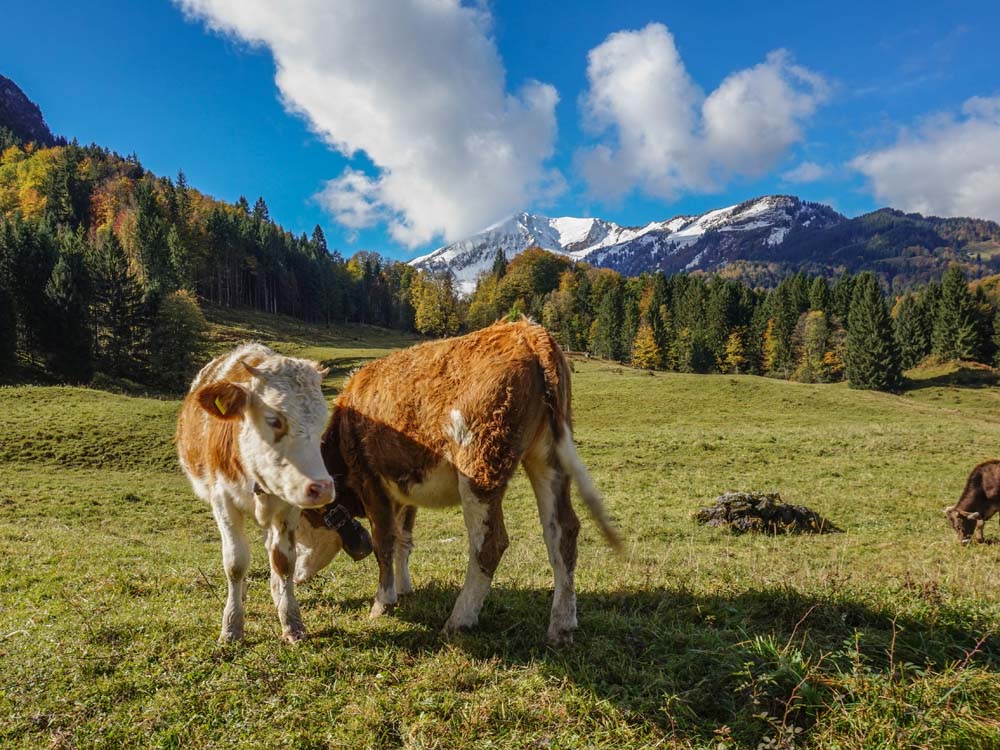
<box><xmin>369</xmin><ymin>600</ymin><xmax>395</xmax><ymax>619</ymax></box>
<box><xmin>546</xmin><ymin>628</ymin><xmax>575</xmax><ymax>647</ymax></box>
<box><xmin>218</xmin><ymin>630</ymin><xmax>244</xmax><ymax>643</ymax></box>
<box><xmin>441</xmin><ymin>616</ymin><xmax>476</xmax><ymax>638</ymax></box>
<box><xmin>282</xmin><ymin>629</ymin><xmax>307</xmax><ymax>644</ymax></box>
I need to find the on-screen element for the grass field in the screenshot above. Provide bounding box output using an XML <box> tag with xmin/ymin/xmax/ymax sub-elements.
<box><xmin>4</xmin><ymin>310</ymin><xmax>1000</xmax><ymax>749</ymax></box>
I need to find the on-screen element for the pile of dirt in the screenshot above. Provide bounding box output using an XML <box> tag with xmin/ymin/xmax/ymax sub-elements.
<box><xmin>695</xmin><ymin>492</ymin><xmax>839</xmax><ymax>535</ymax></box>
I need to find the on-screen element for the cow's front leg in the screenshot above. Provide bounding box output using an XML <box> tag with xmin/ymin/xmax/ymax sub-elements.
<box><xmin>265</xmin><ymin>505</ymin><xmax>306</xmax><ymax>642</ymax></box>
<box><xmin>211</xmin><ymin>494</ymin><xmax>250</xmax><ymax>642</ymax></box>
<box><xmin>394</xmin><ymin>504</ymin><xmax>417</xmax><ymax>596</ymax></box>
<box><xmin>443</xmin><ymin>479</ymin><xmax>508</xmax><ymax>636</ymax></box>
<box><xmin>369</xmin><ymin>498</ymin><xmax>397</xmax><ymax>619</ymax></box>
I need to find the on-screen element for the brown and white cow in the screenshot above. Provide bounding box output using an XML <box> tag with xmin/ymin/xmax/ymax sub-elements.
<box><xmin>176</xmin><ymin>343</ymin><xmax>334</xmax><ymax>642</ymax></box>
<box><xmin>295</xmin><ymin>320</ymin><xmax>622</xmax><ymax>644</ymax></box>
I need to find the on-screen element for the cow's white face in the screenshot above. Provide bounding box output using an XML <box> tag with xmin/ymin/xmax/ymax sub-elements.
<box><xmin>196</xmin><ymin>356</ymin><xmax>334</xmax><ymax>508</ymax></box>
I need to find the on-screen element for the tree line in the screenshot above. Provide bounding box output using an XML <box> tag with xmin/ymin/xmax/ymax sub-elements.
<box><xmin>0</xmin><ymin>139</ymin><xmax>420</xmax><ymax>388</ymax></box>
<box><xmin>2</xmin><ymin>138</ymin><xmax>997</xmax><ymax>394</ymax></box>
<box><xmin>410</xmin><ymin>246</ymin><xmax>1000</xmax><ymax>392</ymax></box>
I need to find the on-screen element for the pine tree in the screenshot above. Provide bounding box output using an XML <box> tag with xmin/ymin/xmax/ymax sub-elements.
<box><xmin>43</xmin><ymin>233</ymin><xmax>94</xmax><ymax>382</ymax></box>
<box><xmin>809</xmin><ymin>276</ymin><xmax>830</xmax><ymax>311</ymax></box>
<box><xmin>91</xmin><ymin>230</ymin><xmax>147</xmax><ymax>379</ymax></box>
<box><xmin>845</xmin><ymin>273</ymin><xmax>902</xmax><ymax>391</ymax></box>
<box><xmin>491</xmin><ymin>246</ymin><xmax>508</xmax><ymax>279</ymax></box>
<box><xmin>310</xmin><ymin>225</ymin><xmax>329</xmax><ymax>255</ymax></box>
<box><xmin>631</xmin><ymin>322</ymin><xmax>660</xmax><ymax>369</ymax></box>
<box><xmin>0</xmin><ymin>282</ymin><xmax>16</xmax><ymax>371</ymax></box>
<box><xmin>590</xmin><ymin>284</ymin><xmax>623</xmax><ymax>360</ymax></box>
<box><xmin>933</xmin><ymin>267</ymin><xmax>982</xmax><ymax>361</ymax></box>
<box><xmin>764</xmin><ymin>283</ymin><xmax>798</xmax><ymax>377</ymax></box>
<box><xmin>894</xmin><ymin>293</ymin><xmax>931</xmax><ymax>369</ymax></box>
<box><xmin>252</xmin><ymin>196</ymin><xmax>270</xmax><ymax>223</ymax></box>
<box><xmin>648</xmin><ymin>273</ymin><xmax>671</xmax><ymax>367</ymax></box>
<box><xmin>831</xmin><ymin>273</ymin><xmax>855</xmax><ymax>323</ymax></box>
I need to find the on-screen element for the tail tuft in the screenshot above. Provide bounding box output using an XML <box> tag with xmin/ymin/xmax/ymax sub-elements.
<box><xmin>554</xmin><ymin>431</ymin><xmax>624</xmax><ymax>553</ymax></box>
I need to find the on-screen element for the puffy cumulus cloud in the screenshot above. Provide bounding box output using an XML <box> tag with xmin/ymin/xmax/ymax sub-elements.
<box><xmin>851</xmin><ymin>96</ymin><xmax>1000</xmax><ymax>221</ymax></box>
<box><xmin>578</xmin><ymin>24</ymin><xmax>828</xmax><ymax>200</ymax></box>
<box><xmin>781</xmin><ymin>161</ymin><xmax>829</xmax><ymax>184</ymax></box>
<box><xmin>176</xmin><ymin>0</ymin><xmax>560</xmax><ymax>247</ymax></box>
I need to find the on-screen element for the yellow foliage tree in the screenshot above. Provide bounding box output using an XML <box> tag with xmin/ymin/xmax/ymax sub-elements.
<box><xmin>722</xmin><ymin>327</ymin><xmax>747</xmax><ymax>373</ymax></box>
<box><xmin>631</xmin><ymin>322</ymin><xmax>660</xmax><ymax>370</ymax></box>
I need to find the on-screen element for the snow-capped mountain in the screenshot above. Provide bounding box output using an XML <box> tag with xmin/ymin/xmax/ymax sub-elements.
<box><xmin>410</xmin><ymin>195</ymin><xmax>845</xmax><ymax>293</ymax></box>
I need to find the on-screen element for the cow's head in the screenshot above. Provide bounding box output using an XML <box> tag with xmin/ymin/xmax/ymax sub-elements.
<box><xmin>195</xmin><ymin>355</ymin><xmax>334</xmax><ymax>508</ymax></box>
<box><xmin>944</xmin><ymin>505</ymin><xmax>985</xmax><ymax>544</ymax></box>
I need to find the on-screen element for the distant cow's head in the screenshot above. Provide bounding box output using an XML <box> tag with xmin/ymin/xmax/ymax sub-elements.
<box><xmin>944</xmin><ymin>505</ymin><xmax>985</xmax><ymax>544</ymax></box>
<box><xmin>195</xmin><ymin>355</ymin><xmax>334</xmax><ymax>508</ymax></box>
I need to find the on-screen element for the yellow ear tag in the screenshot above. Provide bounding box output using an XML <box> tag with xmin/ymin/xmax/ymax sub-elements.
<box><xmin>214</xmin><ymin>396</ymin><xmax>228</xmax><ymax>416</ymax></box>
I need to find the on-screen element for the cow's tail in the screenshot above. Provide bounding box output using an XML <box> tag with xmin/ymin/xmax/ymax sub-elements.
<box><xmin>525</xmin><ymin>323</ymin><xmax>624</xmax><ymax>553</ymax></box>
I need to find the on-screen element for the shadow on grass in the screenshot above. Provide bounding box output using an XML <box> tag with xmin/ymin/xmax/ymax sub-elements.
<box><xmin>312</xmin><ymin>581</ymin><xmax>1000</xmax><ymax>746</ymax></box>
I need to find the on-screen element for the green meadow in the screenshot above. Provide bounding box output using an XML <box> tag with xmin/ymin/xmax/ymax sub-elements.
<box><xmin>3</xmin><ymin>309</ymin><xmax>1000</xmax><ymax>749</ymax></box>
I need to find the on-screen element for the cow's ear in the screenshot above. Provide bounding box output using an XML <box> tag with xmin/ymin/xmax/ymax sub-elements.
<box><xmin>196</xmin><ymin>382</ymin><xmax>249</xmax><ymax>420</ymax></box>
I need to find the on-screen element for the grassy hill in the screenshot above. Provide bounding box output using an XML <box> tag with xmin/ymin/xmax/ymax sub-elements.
<box><xmin>3</xmin><ymin>311</ymin><xmax>1000</xmax><ymax>748</ymax></box>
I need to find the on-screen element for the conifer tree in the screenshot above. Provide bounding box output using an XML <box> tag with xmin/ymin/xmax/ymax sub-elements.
<box><xmin>491</xmin><ymin>246</ymin><xmax>508</xmax><ymax>279</ymax></box>
<box><xmin>831</xmin><ymin>273</ymin><xmax>855</xmax><ymax>323</ymax></box>
<box><xmin>43</xmin><ymin>233</ymin><xmax>94</xmax><ymax>381</ymax></box>
<box><xmin>894</xmin><ymin>293</ymin><xmax>931</xmax><ymax>369</ymax></box>
<box><xmin>0</xmin><ymin>282</ymin><xmax>16</xmax><ymax>371</ymax></box>
<box><xmin>933</xmin><ymin>267</ymin><xmax>982</xmax><ymax>361</ymax></box>
<box><xmin>91</xmin><ymin>230</ymin><xmax>147</xmax><ymax>379</ymax></box>
<box><xmin>310</xmin><ymin>225</ymin><xmax>329</xmax><ymax>255</ymax></box>
<box><xmin>809</xmin><ymin>276</ymin><xmax>830</xmax><ymax>311</ymax></box>
<box><xmin>590</xmin><ymin>283</ymin><xmax>623</xmax><ymax>360</ymax></box>
<box><xmin>252</xmin><ymin>196</ymin><xmax>270</xmax><ymax>223</ymax></box>
<box><xmin>764</xmin><ymin>282</ymin><xmax>798</xmax><ymax>377</ymax></box>
<box><xmin>845</xmin><ymin>272</ymin><xmax>901</xmax><ymax>391</ymax></box>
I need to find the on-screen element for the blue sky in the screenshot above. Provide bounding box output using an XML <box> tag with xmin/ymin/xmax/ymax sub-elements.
<box><xmin>4</xmin><ymin>1</ymin><xmax>999</xmax><ymax>260</ymax></box>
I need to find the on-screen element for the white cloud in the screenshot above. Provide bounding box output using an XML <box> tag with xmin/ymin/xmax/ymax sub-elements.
<box><xmin>851</xmin><ymin>96</ymin><xmax>1000</xmax><ymax>221</ymax></box>
<box><xmin>578</xmin><ymin>24</ymin><xmax>828</xmax><ymax>200</ymax></box>
<box><xmin>781</xmin><ymin>161</ymin><xmax>829</xmax><ymax>183</ymax></box>
<box><xmin>176</xmin><ymin>0</ymin><xmax>560</xmax><ymax>247</ymax></box>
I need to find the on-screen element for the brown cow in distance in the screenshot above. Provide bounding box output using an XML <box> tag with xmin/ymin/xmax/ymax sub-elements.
<box><xmin>295</xmin><ymin>320</ymin><xmax>622</xmax><ymax>644</ymax></box>
<box><xmin>945</xmin><ymin>460</ymin><xmax>1000</xmax><ymax>543</ymax></box>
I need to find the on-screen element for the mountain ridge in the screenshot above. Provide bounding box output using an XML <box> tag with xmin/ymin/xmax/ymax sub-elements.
<box><xmin>0</xmin><ymin>74</ymin><xmax>56</xmax><ymax>147</ymax></box>
<box><xmin>413</xmin><ymin>196</ymin><xmax>1000</xmax><ymax>292</ymax></box>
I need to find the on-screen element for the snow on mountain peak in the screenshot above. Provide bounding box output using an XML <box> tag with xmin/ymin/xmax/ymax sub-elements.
<box><xmin>411</xmin><ymin>195</ymin><xmax>843</xmax><ymax>293</ymax></box>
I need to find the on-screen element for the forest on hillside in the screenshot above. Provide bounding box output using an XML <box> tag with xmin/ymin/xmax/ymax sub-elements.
<box><xmin>1</xmin><ymin>131</ymin><xmax>998</xmax><ymax>394</ymax></box>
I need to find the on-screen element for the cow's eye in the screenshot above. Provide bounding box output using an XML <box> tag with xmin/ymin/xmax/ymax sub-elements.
<box><xmin>265</xmin><ymin>414</ymin><xmax>285</xmax><ymax>432</ymax></box>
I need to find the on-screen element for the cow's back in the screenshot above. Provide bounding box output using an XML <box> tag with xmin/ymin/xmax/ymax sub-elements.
<box><xmin>332</xmin><ymin>321</ymin><xmax>568</xmax><ymax>493</ymax></box>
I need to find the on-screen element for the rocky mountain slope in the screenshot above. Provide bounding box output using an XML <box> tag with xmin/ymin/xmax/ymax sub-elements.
<box><xmin>412</xmin><ymin>196</ymin><xmax>1000</xmax><ymax>292</ymax></box>
<box><xmin>0</xmin><ymin>75</ymin><xmax>55</xmax><ymax>146</ymax></box>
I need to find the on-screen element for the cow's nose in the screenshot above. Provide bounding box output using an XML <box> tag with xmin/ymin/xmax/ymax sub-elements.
<box><xmin>306</xmin><ymin>479</ymin><xmax>334</xmax><ymax>504</ymax></box>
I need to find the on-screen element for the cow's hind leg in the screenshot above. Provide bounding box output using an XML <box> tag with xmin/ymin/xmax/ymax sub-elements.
<box><xmin>394</xmin><ymin>504</ymin><xmax>417</xmax><ymax>596</ymax></box>
<box><xmin>524</xmin><ymin>447</ymin><xmax>580</xmax><ymax>645</ymax></box>
<box><xmin>443</xmin><ymin>478</ymin><xmax>508</xmax><ymax>636</ymax></box>
<box><xmin>211</xmin><ymin>494</ymin><xmax>251</xmax><ymax>642</ymax></box>
<box><xmin>265</xmin><ymin>504</ymin><xmax>306</xmax><ymax>642</ymax></box>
